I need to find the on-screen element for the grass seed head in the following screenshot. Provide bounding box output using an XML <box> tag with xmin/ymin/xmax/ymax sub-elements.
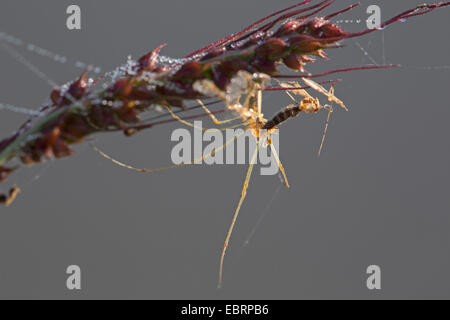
<box><xmin>0</xmin><ymin>1</ymin><xmax>449</xmax><ymax>196</ymax></box>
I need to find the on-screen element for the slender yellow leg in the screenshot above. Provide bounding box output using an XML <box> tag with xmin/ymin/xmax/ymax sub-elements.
<box><xmin>285</xmin><ymin>90</ymin><xmax>297</xmax><ymax>103</ymax></box>
<box><xmin>165</xmin><ymin>105</ymin><xmax>205</xmax><ymax>130</ymax></box>
<box><xmin>317</xmin><ymin>106</ymin><xmax>333</xmax><ymax>157</ymax></box>
<box><xmin>256</xmin><ymin>89</ymin><xmax>262</xmax><ymax>117</ymax></box>
<box><xmin>90</xmin><ymin>130</ymin><xmax>245</xmax><ymax>173</ymax></box>
<box><xmin>274</xmin><ymin>79</ymin><xmax>301</xmax><ymax>103</ymax></box>
<box><xmin>0</xmin><ymin>185</ymin><xmax>21</xmax><ymax>207</ymax></box>
<box><xmin>165</xmin><ymin>105</ymin><xmax>246</xmax><ymax>132</ymax></box>
<box><xmin>269</xmin><ymin>142</ymin><xmax>290</xmax><ymax>189</ymax></box>
<box><xmin>218</xmin><ymin>139</ymin><xmax>260</xmax><ymax>288</ymax></box>
<box><xmin>317</xmin><ymin>85</ymin><xmax>335</xmax><ymax>157</ymax></box>
<box><xmin>196</xmin><ymin>99</ymin><xmax>240</xmax><ymax>125</ymax></box>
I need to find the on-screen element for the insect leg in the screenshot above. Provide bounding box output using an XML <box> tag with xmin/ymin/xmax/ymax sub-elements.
<box><xmin>317</xmin><ymin>85</ymin><xmax>335</xmax><ymax>157</ymax></box>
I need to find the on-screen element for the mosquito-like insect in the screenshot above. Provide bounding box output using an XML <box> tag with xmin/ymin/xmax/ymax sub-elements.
<box><xmin>268</xmin><ymin>77</ymin><xmax>347</xmax><ymax>157</ymax></box>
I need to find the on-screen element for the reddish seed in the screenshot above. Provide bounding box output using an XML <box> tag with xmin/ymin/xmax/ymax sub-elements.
<box><xmin>288</xmin><ymin>34</ymin><xmax>324</xmax><ymax>53</ymax></box>
<box><xmin>174</xmin><ymin>61</ymin><xmax>204</xmax><ymax>80</ymax></box>
<box><xmin>50</xmin><ymin>88</ymin><xmax>62</xmax><ymax>105</ymax></box>
<box><xmin>51</xmin><ymin>139</ymin><xmax>73</xmax><ymax>158</ymax></box>
<box><xmin>283</xmin><ymin>52</ymin><xmax>306</xmax><ymax>71</ymax></box>
<box><xmin>255</xmin><ymin>38</ymin><xmax>287</xmax><ymax>60</ymax></box>
<box><xmin>252</xmin><ymin>58</ymin><xmax>278</xmax><ymax>74</ymax></box>
<box><xmin>138</xmin><ymin>44</ymin><xmax>167</xmax><ymax>72</ymax></box>
<box><xmin>124</xmin><ymin>128</ymin><xmax>138</xmax><ymax>137</ymax></box>
<box><xmin>274</xmin><ymin>20</ymin><xmax>303</xmax><ymax>37</ymax></box>
<box><xmin>89</xmin><ymin>105</ymin><xmax>121</xmax><ymax>129</ymax></box>
<box><xmin>0</xmin><ymin>166</ymin><xmax>15</xmax><ymax>183</ymax></box>
<box><xmin>67</xmin><ymin>71</ymin><xmax>88</xmax><ymax>99</ymax></box>
<box><xmin>316</xmin><ymin>23</ymin><xmax>347</xmax><ymax>39</ymax></box>
<box><xmin>111</xmin><ymin>78</ymin><xmax>133</xmax><ymax>97</ymax></box>
<box><xmin>307</xmin><ymin>17</ymin><xmax>328</xmax><ymax>30</ymax></box>
<box><xmin>60</xmin><ymin>114</ymin><xmax>92</xmax><ymax>142</ymax></box>
<box><xmin>213</xmin><ymin>58</ymin><xmax>250</xmax><ymax>89</ymax></box>
<box><xmin>201</xmin><ymin>47</ymin><xmax>226</xmax><ymax>61</ymax></box>
<box><xmin>19</xmin><ymin>154</ymin><xmax>35</xmax><ymax>165</ymax></box>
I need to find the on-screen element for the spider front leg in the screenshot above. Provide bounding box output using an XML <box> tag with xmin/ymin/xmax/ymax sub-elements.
<box><xmin>165</xmin><ymin>104</ymin><xmax>248</xmax><ymax>131</ymax></box>
<box><xmin>196</xmin><ymin>99</ymin><xmax>241</xmax><ymax>125</ymax></box>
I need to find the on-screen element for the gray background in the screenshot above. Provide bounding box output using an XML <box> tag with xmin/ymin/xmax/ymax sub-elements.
<box><xmin>0</xmin><ymin>0</ymin><xmax>449</xmax><ymax>299</ymax></box>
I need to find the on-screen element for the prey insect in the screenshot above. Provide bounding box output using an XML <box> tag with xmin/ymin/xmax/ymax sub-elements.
<box><xmin>267</xmin><ymin>78</ymin><xmax>347</xmax><ymax>156</ymax></box>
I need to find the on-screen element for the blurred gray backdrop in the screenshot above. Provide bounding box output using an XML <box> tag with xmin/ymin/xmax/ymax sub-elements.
<box><xmin>0</xmin><ymin>0</ymin><xmax>449</xmax><ymax>299</ymax></box>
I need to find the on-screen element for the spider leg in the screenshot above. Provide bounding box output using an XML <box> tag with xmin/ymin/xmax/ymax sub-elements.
<box><xmin>0</xmin><ymin>185</ymin><xmax>20</xmax><ymax>207</ymax></box>
<box><xmin>165</xmin><ymin>105</ymin><xmax>247</xmax><ymax>132</ymax></box>
<box><xmin>91</xmin><ymin>130</ymin><xmax>245</xmax><ymax>173</ymax></box>
<box><xmin>218</xmin><ymin>138</ymin><xmax>260</xmax><ymax>288</ymax></box>
<box><xmin>269</xmin><ymin>139</ymin><xmax>290</xmax><ymax>188</ymax></box>
<box><xmin>196</xmin><ymin>99</ymin><xmax>240</xmax><ymax>125</ymax></box>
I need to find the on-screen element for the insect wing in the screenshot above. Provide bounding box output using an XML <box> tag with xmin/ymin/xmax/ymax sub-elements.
<box><xmin>302</xmin><ymin>78</ymin><xmax>348</xmax><ymax>111</ymax></box>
